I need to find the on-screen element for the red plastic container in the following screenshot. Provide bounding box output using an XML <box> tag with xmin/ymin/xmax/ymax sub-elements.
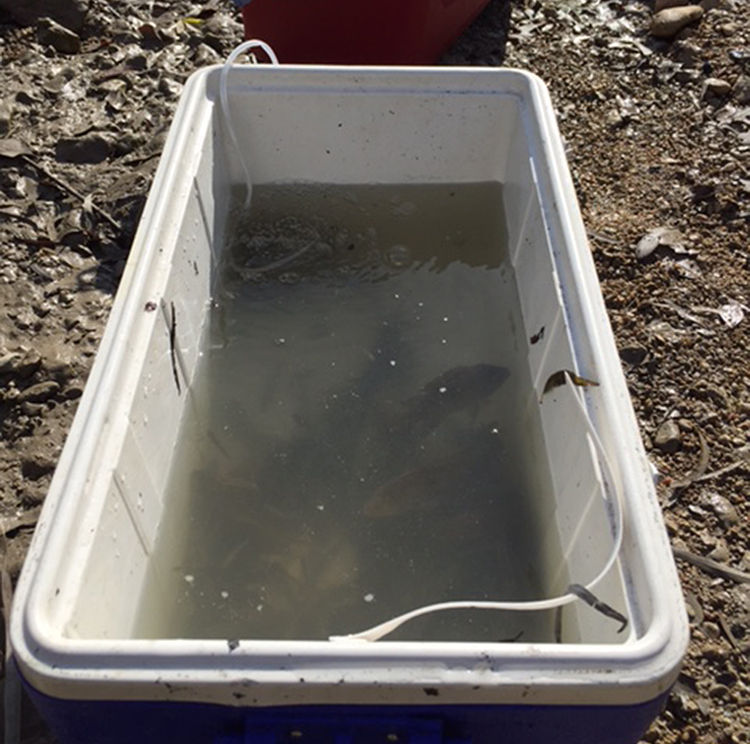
<box><xmin>240</xmin><ymin>0</ymin><xmax>492</xmax><ymax>65</ymax></box>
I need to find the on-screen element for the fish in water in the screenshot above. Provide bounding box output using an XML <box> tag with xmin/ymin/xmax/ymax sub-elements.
<box><xmin>363</xmin><ymin>429</ymin><xmax>505</xmax><ymax>519</ymax></box>
<box><xmin>363</xmin><ymin>457</ymin><xmax>458</xmax><ymax>519</ymax></box>
<box><xmin>395</xmin><ymin>363</ymin><xmax>510</xmax><ymax>436</ymax></box>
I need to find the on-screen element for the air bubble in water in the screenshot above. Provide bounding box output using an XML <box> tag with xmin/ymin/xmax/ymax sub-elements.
<box><xmin>386</xmin><ymin>244</ymin><xmax>411</xmax><ymax>268</ymax></box>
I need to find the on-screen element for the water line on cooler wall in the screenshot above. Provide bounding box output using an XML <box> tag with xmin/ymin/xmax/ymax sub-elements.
<box><xmin>329</xmin><ymin>375</ymin><xmax>627</xmax><ymax>643</ymax></box>
<box><xmin>220</xmin><ymin>42</ymin><xmax>321</xmax><ymax>275</ymax></box>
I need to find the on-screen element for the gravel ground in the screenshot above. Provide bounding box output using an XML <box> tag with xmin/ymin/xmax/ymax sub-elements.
<box><xmin>0</xmin><ymin>1</ymin><xmax>748</xmax><ymax>742</ymax></box>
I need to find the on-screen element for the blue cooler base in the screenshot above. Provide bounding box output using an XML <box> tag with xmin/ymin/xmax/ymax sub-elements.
<box><xmin>23</xmin><ymin>679</ymin><xmax>668</xmax><ymax>744</ymax></box>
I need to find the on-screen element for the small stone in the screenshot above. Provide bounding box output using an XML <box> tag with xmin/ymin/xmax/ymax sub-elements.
<box><xmin>650</xmin><ymin>6</ymin><xmax>704</xmax><ymax>38</ymax></box>
<box><xmin>680</xmin><ymin>726</ymin><xmax>698</xmax><ymax>742</ymax></box>
<box><xmin>703</xmin><ymin>621</ymin><xmax>721</xmax><ymax>640</ymax></box>
<box><xmin>673</xmin><ymin>41</ymin><xmax>704</xmax><ymax>67</ymax></box>
<box><xmin>201</xmin><ymin>13</ymin><xmax>239</xmax><ymax>52</ymax></box>
<box><xmin>21</xmin><ymin>483</ymin><xmax>47</xmax><ymax>507</ymax></box>
<box><xmin>64</xmin><ymin>383</ymin><xmax>84</xmax><ymax>400</ymax></box>
<box><xmin>18</xmin><ymin>380</ymin><xmax>60</xmax><ymax>403</ymax></box>
<box><xmin>20</xmin><ymin>401</ymin><xmax>45</xmax><ymax>417</ymax></box>
<box><xmin>13</xmin><ymin>351</ymin><xmax>42</xmax><ymax>379</ymax></box>
<box><xmin>0</xmin><ymin>352</ymin><xmax>20</xmax><ymax>373</ymax></box>
<box><xmin>655</xmin><ymin>419</ymin><xmax>681</xmax><ymax>452</ymax></box>
<box><xmin>109</xmin><ymin>17</ymin><xmax>140</xmax><ymax>43</ymax></box>
<box><xmin>0</xmin><ymin>99</ymin><xmax>12</xmax><ymax>136</ymax></box>
<box><xmin>37</xmin><ymin>17</ymin><xmax>81</xmax><ymax>55</ymax></box>
<box><xmin>157</xmin><ymin>76</ymin><xmax>183</xmax><ymax>99</ymax></box>
<box><xmin>43</xmin><ymin>68</ymin><xmax>76</xmax><ymax>95</ymax></box>
<box><xmin>663</xmin><ymin>512</ymin><xmax>679</xmax><ymax>534</ymax></box>
<box><xmin>703</xmin><ymin>77</ymin><xmax>732</xmax><ymax>96</ymax></box>
<box><xmin>702</xmin><ymin>642</ymin><xmax>728</xmax><ymax>661</ymax></box>
<box><xmin>21</xmin><ymin>451</ymin><xmax>56</xmax><ymax>480</ymax></box>
<box><xmin>707</xmin><ymin>492</ymin><xmax>740</xmax><ymax>526</ymax></box>
<box><xmin>0</xmin><ymin>0</ymin><xmax>88</xmax><ymax>33</ymax></box>
<box><xmin>11</xmin><ymin>308</ymin><xmax>40</xmax><ymax>332</ymax></box>
<box><xmin>708</xmin><ymin>683</ymin><xmax>729</xmax><ymax>699</ymax></box>
<box><xmin>718</xmin><ymin>22</ymin><xmax>737</xmax><ymax>36</ymax></box>
<box><xmin>733</xmin><ymin>75</ymin><xmax>750</xmax><ymax>104</ymax></box>
<box><xmin>193</xmin><ymin>43</ymin><xmax>222</xmax><ymax>67</ymax></box>
<box><xmin>55</xmin><ymin>134</ymin><xmax>111</xmax><ymax>164</ymax></box>
<box><xmin>0</xmin><ymin>138</ymin><xmax>31</xmax><ymax>159</ymax></box>
<box><xmin>619</xmin><ymin>346</ymin><xmax>649</xmax><ymax>366</ymax></box>
<box><xmin>692</xmin><ymin>382</ymin><xmax>730</xmax><ymax>408</ymax></box>
<box><xmin>708</xmin><ymin>543</ymin><xmax>730</xmax><ymax>562</ymax></box>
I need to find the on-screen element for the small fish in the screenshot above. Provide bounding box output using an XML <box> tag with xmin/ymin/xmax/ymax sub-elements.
<box><xmin>363</xmin><ymin>432</ymin><xmax>502</xmax><ymax>519</ymax></box>
<box><xmin>398</xmin><ymin>363</ymin><xmax>510</xmax><ymax>434</ymax></box>
<box><xmin>363</xmin><ymin>458</ymin><xmax>456</xmax><ymax>519</ymax></box>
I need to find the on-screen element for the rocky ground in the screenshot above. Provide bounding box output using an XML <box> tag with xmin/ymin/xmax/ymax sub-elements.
<box><xmin>0</xmin><ymin>0</ymin><xmax>748</xmax><ymax>742</ymax></box>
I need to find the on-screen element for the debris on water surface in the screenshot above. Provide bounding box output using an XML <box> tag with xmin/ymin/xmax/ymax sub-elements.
<box><xmin>541</xmin><ymin>369</ymin><xmax>599</xmax><ymax>398</ymax></box>
<box><xmin>385</xmin><ymin>244</ymin><xmax>412</xmax><ymax>268</ymax></box>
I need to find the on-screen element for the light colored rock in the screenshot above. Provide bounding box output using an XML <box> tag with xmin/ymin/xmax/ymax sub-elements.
<box><xmin>733</xmin><ymin>75</ymin><xmax>750</xmax><ymax>105</ymax></box>
<box><xmin>0</xmin><ymin>99</ymin><xmax>12</xmax><ymax>136</ymax></box>
<box><xmin>18</xmin><ymin>381</ymin><xmax>60</xmax><ymax>404</ymax></box>
<box><xmin>707</xmin><ymin>492</ymin><xmax>740</xmax><ymax>526</ymax></box>
<box><xmin>707</xmin><ymin>542</ymin><xmax>730</xmax><ymax>563</ymax></box>
<box><xmin>655</xmin><ymin>419</ymin><xmax>681</xmax><ymax>453</ymax></box>
<box><xmin>37</xmin><ymin>17</ymin><xmax>81</xmax><ymax>54</ymax></box>
<box><xmin>703</xmin><ymin>77</ymin><xmax>732</xmax><ymax>96</ymax></box>
<box><xmin>650</xmin><ymin>5</ymin><xmax>704</xmax><ymax>38</ymax></box>
<box><xmin>702</xmin><ymin>621</ymin><xmax>721</xmax><ymax>640</ymax></box>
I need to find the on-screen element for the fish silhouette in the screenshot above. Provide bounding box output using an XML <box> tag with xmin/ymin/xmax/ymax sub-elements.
<box><xmin>395</xmin><ymin>363</ymin><xmax>510</xmax><ymax>436</ymax></box>
<box><xmin>363</xmin><ymin>456</ymin><xmax>460</xmax><ymax>519</ymax></box>
<box><xmin>363</xmin><ymin>428</ymin><xmax>505</xmax><ymax>519</ymax></box>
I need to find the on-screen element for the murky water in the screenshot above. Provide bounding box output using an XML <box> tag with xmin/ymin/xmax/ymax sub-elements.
<box><xmin>134</xmin><ymin>182</ymin><xmax>562</xmax><ymax>643</ymax></box>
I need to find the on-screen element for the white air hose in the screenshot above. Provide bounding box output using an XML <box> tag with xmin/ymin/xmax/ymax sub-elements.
<box><xmin>330</xmin><ymin>375</ymin><xmax>626</xmax><ymax>642</ymax></box>
<box><xmin>219</xmin><ymin>39</ymin><xmax>279</xmax><ymax>210</ymax></box>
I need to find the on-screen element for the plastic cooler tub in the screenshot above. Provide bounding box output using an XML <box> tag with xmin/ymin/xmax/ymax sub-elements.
<box><xmin>10</xmin><ymin>65</ymin><xmax>687</xmax><ymax>744</ymax></box>
<box><xmin>236</xmin><ymin>0</ymin><xmax>492</xmax><ymax>64</ymax></box>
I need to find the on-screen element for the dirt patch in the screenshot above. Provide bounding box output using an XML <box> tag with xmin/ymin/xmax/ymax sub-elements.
<box><xmin>0</xmin><ymin>1</ymin><xmax>748</xmax><ymax>742</ymax></box>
